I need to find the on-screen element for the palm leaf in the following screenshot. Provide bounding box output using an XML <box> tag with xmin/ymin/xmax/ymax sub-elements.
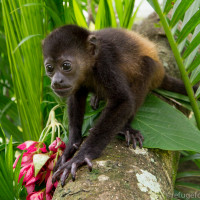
<box><xmin>147</xmin><ymin>0</ymin><xmax>200</xmax><ymax>129</ymax></box>
<box><xmin>2</xmin><ymin>0</ymin><xmax>44</xmax><ymax>140</ymax></box>
<box><xmin>95</xmin><ymin>0</ymin><xmax>117</xmax><ymax>29</ymax></box>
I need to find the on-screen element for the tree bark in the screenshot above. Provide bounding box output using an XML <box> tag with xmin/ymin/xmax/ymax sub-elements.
<box><xmin>53</xmin><ymin>138</ymin><xmax>179</xmax><ymax>200</ymax></box>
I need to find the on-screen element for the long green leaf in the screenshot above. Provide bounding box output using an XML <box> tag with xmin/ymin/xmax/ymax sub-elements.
<box><xmin>13</xmin><ymin>154</ymin><xmax>23</xmax><ymax>198</ymax></box>
<box><xmin>127</xmin><ymin>0</ymin><xmax>143</xmax><ymax>30</ymax></box>
<box><xmin>95</xmin><ymin>0</ymin><xmax>116</xmax><ymax>29</ymax></box>
<box><xmin>187</xmin><ymin>54</ymin><xmax>200</xmax><ymax>73</ymax></box>
<box><xmin>183</xmin><ymin>32</ymin><xmax>200</xmax><ymax>59</ymax></box>
<box><xmin>148</xmin><ymin>0</ymin><xmax>200</xmax><ymax>129</ymax></box>
<box><xmin>115</xmin><ymin>0</ymin><xmax>123</xmax><ymax>26</ymax></box>
<box><xmin>107</xmin><ymin>0</ymin><xmax>117</xmax><ymax>28</ymax></box>
<box><xmin>2</xmin><ymin>0</ymin><xmax>44</xmax><ymax>140</ymax></box>
<box><xmin>72</xmin><ymin>0</ymin><xmax>87</xmax><ymax>28</ymax></box>
<box><xmin>122</xmin><ymin>0</ymin><xmax>135</xmax><ymax>28</ymax></box>
<box><xmin>0</xmin><ymin>125</ymin><xmax>6</xmax><ymax>144</ymax></box>
<box><xmin>190</xmin><ymin>65</ymin><xmax>200</xmax><ymax>85</ymax></box>
<box><xmin>176</xmin><ymin>171</ymin><xmax>200</xmax><ymax>179</ymax></box>
<box><xmin>195</xmin><ymin>85</ymin><xmax>200</xmax><ymax>99</ymax></box>
<box><xmin>175</xmin><ymin>182</ymin><xmax>200</xmax><ymax>191</ymax></box>
<box><xmin>170</xmin><ymin>0</ymin><xmax>194</xmax><ymax>28</ymax></box>
<box><xmin>177</xmin><ymin>1</ymin><xmax>200</xmax><ymax>53</ymax></box>
<box><xmin>184</xmin><ymin>25</ymin><xmax>200</xmax><ymax>69</ymax></box>
<box><xmin>180</xmin><ymin>153</ymin><xmax>200</xmax><ymax>162</ymax></box>
<box><xmin>177</xmin><ymin>9</ymin><xmax>200</xmax><ymax>44</ymax></box>
<box><xmin>5</xmin><ymin>136</ymin><xmax>13</xmax><ymax>199</ymax></box>
<box><xmin>163</xmin><ymin>0</ymin><xmax>176</xmax><ymax>14</ymax></box>
<box><xmin>13</xmin><ymin>34</ymin><xmax>42</xmax><ymax>53</ymax></box>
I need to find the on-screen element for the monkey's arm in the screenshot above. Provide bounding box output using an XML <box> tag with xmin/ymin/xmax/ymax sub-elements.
<box><xmin>54</xmin><ymin>88</ymin><xmax>88</xmax><ymax>172</ymax></box>
<box><xmin>53</xmin><ymin>96</ymin><xmax>133</xmax><ymax>186</ymax></box>
<box><xmin>52</xmin><ymin>64</ymin><xmax>134</xmax><ymax>185</ymax></box>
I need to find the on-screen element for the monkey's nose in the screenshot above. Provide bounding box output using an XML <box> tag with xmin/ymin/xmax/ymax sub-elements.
<box><xmin>51</xmin><ymin>80</ymin><xmax>64</xmax><ymax>89</ymax></box>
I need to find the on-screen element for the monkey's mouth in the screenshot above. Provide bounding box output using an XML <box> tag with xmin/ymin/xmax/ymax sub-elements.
<box><xmin>53</xmin><ymin>87</ymin><xmax>72</xmax><ymax>97</ymax></box>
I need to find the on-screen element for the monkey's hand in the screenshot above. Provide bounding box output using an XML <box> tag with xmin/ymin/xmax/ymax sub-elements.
<box><xmin>90</xmin><ymin>95</ymin><xmax>100</xmax><ymax>110</ymax></box>
<box><xmin>119</xmin><ymin>127</ymin><xmax>144</xmax><ymax>149</ymax></box>
<box><xmin>52</xmin><ymin>154</ymin><xmax>92</xmax><ymax>187</ymax></box>
<box><xmin>53</xmin><ymin>141</ymin><xmax>82</xmax><ymax>172</ymax></box>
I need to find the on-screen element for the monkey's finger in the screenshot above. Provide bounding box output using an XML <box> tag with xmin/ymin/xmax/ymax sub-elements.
<box><xmin>125</xmin><ymin>131</ymin><xmax>131</xmax><ymax>146</ymax></box>
<box><xmin>138</xmin><ymin>137</ymin><xmax>143</xmax><ymax>149</ymax></box>
<box><xmin>61</xmin><ymin>169</ymin><xmax>69</xmax><ymax>187</ymax></box>
<box><xmin>132</xmin><ymin>138</ymin><xmax>137</xmax><ymax>150</ymax></box>
<box><xmin>73</xmin><ymin>143</ymin><xmax>79</xmax><ymax>150</ymax></box>
<box><xmin>141</xmin><ymin>134</ymin><xmax>144</xmax><ymax>142</ymax></box>
<box><xmin>94</xmin><ymin>96</ymin><xmax>99</xmax><ymax>109</ymax></box>
<box><xmin>52</xmin><ymin>169</ymin><xmax>62</xmax><ymax>183</ymax></box>
<box><xmin>71</xmin><ymin>163</ymin><xmax>77</xmax><ymax>181</ymax></box>
<box><xmin>84</xmin><ymin>157</ymin><xmax>93</xmax><ymax>172</ymax></box>
<box><xmin>89</xmin><ymin>128</ymin><xmax>94</xmax><ymax>134</ymax></box>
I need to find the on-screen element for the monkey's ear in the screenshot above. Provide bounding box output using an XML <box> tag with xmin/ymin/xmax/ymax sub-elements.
<box><xmin>87</xmin><ymin>35</ymin><xmax>99</xmax><ymax>57</ymax></box>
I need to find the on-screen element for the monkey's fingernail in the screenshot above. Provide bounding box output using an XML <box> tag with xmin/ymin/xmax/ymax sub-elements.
<box><xmin>73</xmin><ymin>143</ymin><xmax>79</xmax><ymax>149</ymax></box>
<box><xmin>89</xmin><ymin>128</ymin><xmax>93</xmax><ymax>133</ymax></box>
<box><xmin>72</xmin><ymin>175</ymin><xmax>76</xmax><ymax>181</ymax></box>
<box><xmin>71</xmin><ymin>163</ymin><xmax>77</xmax><ymax>181</ymax></box>
<box><xmin>61</xmin><ymin>181</ymin><xmax>65</xmax><ymax>188</ymax></box>
<box><xmin>139</xmin><ymin>139</ymin><xmax>143</xmax><ymax>148</ymax></box>
<box><xmin>60</xmin><ymin>169</ymin><xmax>69</xmax><ymax>187</ymax></box>
<box><xmin>84</xmin><ymin>157</ymin><xmax>93</xmax><ymax>171</ymax></box>
<box><xmin>133</xmin><ymin>140</ymin><xmax>137</xmax><ymax>150</ymax></box>
<box><xmin>52</xmin><ymin>176</ymin><xmax>56</xmax><ymax>183</ymax></box>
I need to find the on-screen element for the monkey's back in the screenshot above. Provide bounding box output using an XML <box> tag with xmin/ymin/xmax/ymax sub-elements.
<box><xmin>94</xmin><ymin>28</ymin><xmax>165</xmax><ymax>90</ymax></box>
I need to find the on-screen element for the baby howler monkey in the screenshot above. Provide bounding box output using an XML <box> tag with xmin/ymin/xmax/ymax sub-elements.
<box><xmin>42</xmin><ymin>25</ymin><xmax>194</xmax><ymax>186</ymax></box>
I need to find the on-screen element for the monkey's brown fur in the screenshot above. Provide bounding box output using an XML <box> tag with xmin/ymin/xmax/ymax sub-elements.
<box><xmin>42</xmin><ymin>25</ymin><xmax>194</xmax><ymax>186</ymax></box>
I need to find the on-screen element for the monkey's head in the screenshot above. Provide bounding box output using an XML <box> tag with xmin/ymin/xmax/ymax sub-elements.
<box><xmin>42</xmin><ymin>25</ymin><xmax>98</xmax><ymax>97</ymax></box>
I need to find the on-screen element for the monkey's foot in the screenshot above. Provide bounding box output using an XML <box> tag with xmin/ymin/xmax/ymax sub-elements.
<box><xmin>52</xmin><ymin>155</ymin><xmax>93</xmax><ymax>187</ymax></box>
<box><xmin>53</xmin><ymin>142</ymin><xmax>82</xmax><ymax>172</ymax></box>
<box><xmin>119</xmin><ymin>127</ymin><xmax>144</xmax><ymax>149</ymax></box>
<box><xmin>90</xmin><ymin>95</ymin><xmax>100</xmax><ymax>110</ymax></box>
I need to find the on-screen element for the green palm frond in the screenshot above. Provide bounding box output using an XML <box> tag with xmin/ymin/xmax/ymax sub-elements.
<box><xmin>148</xmin><ymin>0</ymin><xmax>200</xmax><ymax>129</ymax></box>
<box><xmin>2</xmin><ymin>0</ymin><xmax>44</xmax><ymax>140</ymax></box>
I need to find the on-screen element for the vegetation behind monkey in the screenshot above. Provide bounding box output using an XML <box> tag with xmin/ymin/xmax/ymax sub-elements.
<box><xmin>42</xmin><ymin>25</ymin><xmax>196</xmax><ymax>187</ymax></box>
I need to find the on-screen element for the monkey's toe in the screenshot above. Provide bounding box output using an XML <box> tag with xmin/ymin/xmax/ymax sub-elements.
<box><xmin>52</xmin><ymin>156</ymin><xmax>93</xmax><ymax>187</ymax></box>
<box><xmin>53</xmin><ymin>142</ymin><xmax>82</xmax><ymax>173</ymax></box>
<box><xmin>90</xmin><ymin>95</ymin><xmax>100</xmax><ymax>110</ymax></box>
<box><xmin>119</xmin><ymin>127</ymin><xmax>144</xmax><ymax>149</ymax></box>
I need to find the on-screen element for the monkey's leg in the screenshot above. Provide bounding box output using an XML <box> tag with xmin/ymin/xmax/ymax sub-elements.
<box><xmin>117</xmin><ymin>56</ymin><xmax>159</xmax><ymax>149</ymax></box>
<box><xmin>118</xmin><ymin>86</ymin><xmax>149</xmax><ymax>149</ymax></box>
<box><xmin>54</xmin><ymin>89</ymin><xmax>88</xmax><ymax>172</ymax></box>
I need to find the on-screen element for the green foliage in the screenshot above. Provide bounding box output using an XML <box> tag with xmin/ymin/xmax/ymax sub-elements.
<box><xmin>147</xmin><ymin>0</ymin><xmax>200</xmax><ymax>129</ymax></box>
<box><xmin>2</xmin><ymin>0</ymin><xmax>44</xmax><ymax>141</ymax></box>
<box><xmin>95</xmin><ymin>0</ymin><xmax>117</xmax><ymax>29</ymax></box>
<box><xmin>133</xmin><ymin>94</ymin><xmax>200</xmax><ymax>152</ymax></box>
<box><xmin>147</xmin><ymin>0</ymin><xmax>200</xmax><ymax>196</ymax></box>
<box><xmin>0</xmin><ymin>126</ymin><xmax>25</xmax><ymax>200</ymax></box>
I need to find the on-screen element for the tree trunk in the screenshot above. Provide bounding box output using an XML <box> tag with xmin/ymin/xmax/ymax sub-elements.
<box><xmin>53</xmin><ymin>138</ymin><xmax>179</xmax><ymax>200</ymax></box>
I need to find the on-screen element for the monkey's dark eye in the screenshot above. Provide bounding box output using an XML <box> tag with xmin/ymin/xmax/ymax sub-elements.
<box><xmin>62</xmin><ymin>62</ymin><xmax>72</xmax><ymax>72</ymax></box>
<box><xmin>46</xmin><ymin>64</ymin><xmax>54</xmax><ymax>73</ymax></box>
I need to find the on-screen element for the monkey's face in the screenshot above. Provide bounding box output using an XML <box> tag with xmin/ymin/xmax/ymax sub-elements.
<box><xmin>44</xmin><ymin>54</ymin><xmax>83</xmax><ymax>97</ymax></box>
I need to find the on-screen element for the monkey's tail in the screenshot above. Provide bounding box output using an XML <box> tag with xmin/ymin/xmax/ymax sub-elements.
<box><xmin>159</xmin><ymin>74</ymin><xmax>198</xmax><ymax>95</ymax></box>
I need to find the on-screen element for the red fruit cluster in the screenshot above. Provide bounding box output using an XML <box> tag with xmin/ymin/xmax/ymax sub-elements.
<box><xmin>13</xmin><ymin>138</ymin><xmax>66</xmax><ymax>200</ymax></box>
